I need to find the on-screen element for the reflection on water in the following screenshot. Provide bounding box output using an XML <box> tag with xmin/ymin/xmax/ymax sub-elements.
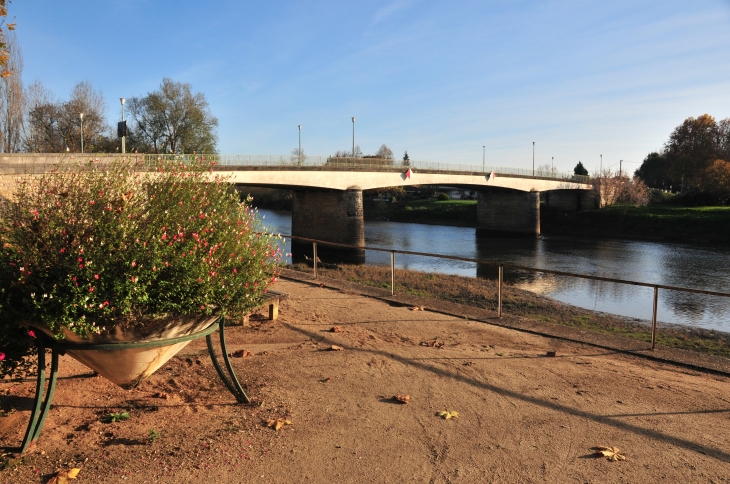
<box><xmin>259</xmin><ymin>208</ymin><xmax>730</xmax><ymax>331</ymax></box>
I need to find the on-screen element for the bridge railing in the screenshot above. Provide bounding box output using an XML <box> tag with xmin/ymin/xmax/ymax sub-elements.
<box><xmin>137</xmin><ymin>153</ymin><xmax>591</xmax><ymax>183</ymax></box>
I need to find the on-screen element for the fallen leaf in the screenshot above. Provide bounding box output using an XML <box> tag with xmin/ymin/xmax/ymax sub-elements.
<box><xmin>392</xmin><ymin>395</ymin><xmax>410</xmax><ymax>404</ymax></box>
<box><xmin>546</xmin><ymin>351</ymin><xmax>557</xmax><ymax>357</ymax></box>
<box><xmin>592</xmin><ymin>446</ymin><xmax>626</xmax><ymax>461</ymax></box>
<box><xmin>463</xmin><ymin>362</ymin><xmax>474</xmax><ymax>366</ymax></box>
<box><xmin>410</xmin><ymin>306</ymin><xmax>425</xmax><ymax>311</ymax></box>
<box><xmin>420</xmin><ymin>339</ymin><xmax>444</xmax><ymax>348</ymax></box>
<box><xmin>229</xmin><ymin>349</ymin><xmax>252</xmax><ymax>358</ymax></box>
<box><xmin>330</xmin><ymin>326</ymin><xmax>342</xmax><ymax>333</ymax></box>
<box><xmin>321</xmin><ymin>377</ymin><xmax>332</xmax><ymax>383</ymax></box>
<box><xmin>329</xmin><ymin>345</ymin><xmax>344</xmax><ymax>351</ymax></box>
<box><xmin>47</xmin><ymin>468</ymin><xmax>81</xmax><ymax>484</ymax></box>
<box><xmin>437</xmin><ymin>411</ymin><xmax>459</xmax><ymax>420</ymax></box>
<box><xmin>266</xmin><ymin>418</ymin><xmax>292</xmax><ymax>431</ymax></box>
<box><xmin>152</xmin><ymin>392</ymin><xmax>169</xmax><ymax>399</ymax></box>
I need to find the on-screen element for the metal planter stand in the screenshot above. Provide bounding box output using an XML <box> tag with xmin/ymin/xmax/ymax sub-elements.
<box><xmin>20</xmin><ymin>317</ymin><xmax>248</xmax><ymax>453</ymax></box>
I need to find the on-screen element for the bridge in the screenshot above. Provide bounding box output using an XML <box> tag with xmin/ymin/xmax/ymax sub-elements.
<box><xmin>0</xmin><ymin>154</ymin><xmax>594</xmax><ymax>262</ymax></box>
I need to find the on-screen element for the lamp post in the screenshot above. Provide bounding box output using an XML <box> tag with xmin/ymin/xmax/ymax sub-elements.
<box><xmin>552</xmin><ymin>156</ymin><xmax>554</xmax><ymax>175</ymax></box>
<box><xmin>80</xmin><ymin>113</ymin><xmax>84</xmax><ymax>153</ymax></box>
<box><xmin>600</xmin><ymin>154</ymin><xmax>602</xmax><ymax>172</ymax></box>
<box><xmin>120</xmin><ymin>98</ymin><xmax>126</xmax><ymax>154</ymax></box>
<box><xmin>532</xmin><ymin>141</ymin><xmax>535</xmax><ymax>176</ymax></box>
<box><xmin>351</xmin><ymin>117</ymin><xmax>356</xmax><ymax>158</ymax></box>
<box><xmin>620</xmin><ymin>159</ymin><xmax>623</xmax><ymax>176</ymax></box>
<box><xmin>298</xmin><ymin>124</ymin><xmax>302</xmax><ymax>165</ymax></box>
<box><xmin>482</xmin><ymin>145</ymin><xmax>485</xmax><ymax>172</ymax></box>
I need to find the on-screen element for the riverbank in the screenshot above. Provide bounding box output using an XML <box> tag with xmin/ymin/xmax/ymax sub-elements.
<box><xmin>364</xmin><ymin>199</ymin><xmax>476</xmax><ymax>226</ymax></box>
<box><xmin>245</xmin><ymin>187</ymin><xmax>730</xmax><ymax>244</ymax></box>
<box><xmin>290</xmin><ymin>263</ymin><xmax>730</xmax><ymax>360</ymax></box>
<box><xmin>368</xmin><ymin>200</ymin><xmax>730</xmax><ymax>243</ymax></box>
<box><xmin>542</xmin><ymin>205</ymin><xmax>730</xmax><ymax>243</ymax></box>
<box><xmin>4</xmin><ymin>278</ymin><xmax>730</xmax><ymax>482</ymax></box>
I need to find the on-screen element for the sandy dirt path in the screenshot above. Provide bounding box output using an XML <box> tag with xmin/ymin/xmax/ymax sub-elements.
<box><xmin>2</xmin><ymin>278</ymin><xmax>730</xmax><ymax>483</ymax></box>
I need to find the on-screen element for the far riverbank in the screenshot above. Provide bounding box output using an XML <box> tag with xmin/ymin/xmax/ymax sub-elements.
<box><xmin>243</xmin><ymin>187</ymin><xmax>730</xmax><ymax>244</ymax></box>
<box><xmin>367</xmin><ymin>200</ymin><xmax>730</xmax><ymax>244</ymax></box>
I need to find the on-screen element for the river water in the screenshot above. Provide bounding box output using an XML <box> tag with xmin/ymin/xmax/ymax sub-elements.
<box><xmin>258</xmin><ymin>208</ymin><xmax>730</xmax><ymax>332</ymax></box>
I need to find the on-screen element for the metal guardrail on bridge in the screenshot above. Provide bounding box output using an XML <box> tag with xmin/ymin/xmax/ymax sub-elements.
<box><xmin>138</xmin><ymin>153</ymin><xmax>592</xmax><ymax>184</ymax></box>
<box><xmin>0</xmin><ymin>153</ymin><xmax>592</xmax><ymax>183</ymax></box>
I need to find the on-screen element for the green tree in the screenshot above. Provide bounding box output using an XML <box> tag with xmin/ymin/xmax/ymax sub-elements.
<box><xmin>663</xmin><ymin>114</ymin><xmax>719</xmax><ymax>187</ymax></box>
<box><xmin>574</xmin><ymin>161</ymin><xmax>588</xmax><ymax>176</ymax></box>
<box><xmin>634</xmin><ymin>152</ymin><xmax>675</xmax><ymax>190</ymax></box>
<box><xmin>128</xmin><ymin>78</ymin><xmax>218</xmax><ymax>154</ymax></box>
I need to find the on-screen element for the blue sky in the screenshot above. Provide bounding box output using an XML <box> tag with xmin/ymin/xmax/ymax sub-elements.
<box><xmin>11</xmin><ymin>0</ymin><xmax>730</xmax><ymax>173</ymax></box>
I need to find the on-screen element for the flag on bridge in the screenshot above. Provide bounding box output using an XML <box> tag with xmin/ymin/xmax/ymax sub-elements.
<box><xmin>405</xmin><ymin>168</ymin><xmax>412</xmax><ymax>179</ymax></box>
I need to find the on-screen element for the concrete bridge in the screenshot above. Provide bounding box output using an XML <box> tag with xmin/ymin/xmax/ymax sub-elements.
<box><xmin>0</xmin><ymin>154</ymin><xmax>594</xmax><ymax>262</ymax></box>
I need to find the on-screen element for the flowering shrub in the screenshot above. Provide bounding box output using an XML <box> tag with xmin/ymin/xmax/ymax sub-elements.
<box><xmin>0</xmin><ymin>157</ymin><xmax>282</xmax><ymax>377</ymax></box>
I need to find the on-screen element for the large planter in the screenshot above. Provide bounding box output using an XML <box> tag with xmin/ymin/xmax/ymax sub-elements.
<box><xmin>30</xmin><ymin>314</ymin><xmax>219</xmax><ymax>389</ymax></box>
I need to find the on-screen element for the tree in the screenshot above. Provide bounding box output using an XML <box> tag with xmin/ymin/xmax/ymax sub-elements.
<box><xmin>128</xmin><ymin>78</ymin><xmax>218</xmax><ymax>154</ymax></box>
<box><xmin>574</xmin><ymin>161</ymin><xmax>588</xmax><ymax>176</ymax></box>
<box><xmin>0</xmin><ymin>29</ymin><xmax>22</xmax><ymax>152</ymax></box>
<box><xmin>592</xmin><ymin>169</ymin><xmax>649</xmax><ymax>208</ymax></box>
<box><xmin>0</xmin><ymin>0</ymin><xmax>16</xmax><ymax>79</ymax></box>
<box><xmin>402</xmin><ymin>150</ymin><xmax>410</xmax><ymax>167</ymax></box>
<box><xmin>290</xmin><ymin>147</ymin><xmax>306</xmax><ymax>165</ymax></box>
<box><xmin>536</xmin><ymin>164</ymin><xmax>555</xmax><ymax>177</ymax></box>
<box><xmin>664</xmin><ymin>114</ymin><xmax>719</xmax><ymax>187</ymax></box>
<box><xmin>634</xmin><ymin>152</ymin><xmax>676</xmax><ymax>190</ymax></box>
<box><xmin>375</xmin><ymin>144</ymin><xmax>393</xmax><ymax>160</ymax></box>
<box><xmin>699</xmin><ymin>159</ymin><xmax>730</xmax><ymax>203</ymax></box>
<box><xmin>22</xmin><ymin>81</ymin><xmax>107</xmax><ymax>153</ymax></box>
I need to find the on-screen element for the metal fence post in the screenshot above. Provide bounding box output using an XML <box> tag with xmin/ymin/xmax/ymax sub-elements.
<box><xmin>391</xmin><ymin>251</ymin><xmax>395</xmax><ymax>296</ymax></box>
<box><xmin>651</xmin><ymin>286</ymin><xmax>658</xmax><ymax>350</ymax></box>
<box><xmin>313</xmin><ymin>242</ymin><xmax>318</xmax><ymax>280</ymax></box>
<box><xmin>498</xmin><ymin>265</ymin><xmax>503</xmax><ymax>318</ymax></box>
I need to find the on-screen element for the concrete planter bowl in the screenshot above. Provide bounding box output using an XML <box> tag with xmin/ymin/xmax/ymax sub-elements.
<box><xmin>30</xmin><ymin>314</ymin><xmax>220</xmax><ymax>389</ymax></box>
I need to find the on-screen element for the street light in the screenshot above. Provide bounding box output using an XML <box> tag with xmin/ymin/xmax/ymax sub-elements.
<box><xmin>482</xmin><ymin>146</ymin><xmax>485</xmax><ymax>172</ymax></box>
<box><xmin>351</xmin><ymin>117</ymin><xmax>356</xmax><ymax>158</ymax></box>
<box><xmin>600</xmin><ymin>154</ymin><xmax>602</xmax><ymax>172</ymax></box>
<box><xmin>532</xmin><ymin>141</ymin><xmax>535</xmax><ymax>176</ymax></box>
<box><xmin>80</xmin><ymin>112</ymin><xmax>84</xmax><ymax>153</ymax></box>
<box><xmin>120</xmin><ymin>98</ymin><xmax>126</xmax><ymax>154</ymax></box>
<box><xmin>552</xmin><ymin>156</ymin><xmax>554</xmax><ymax>175</ymax></box>
<box><xmin>298</xmin><ymin>124</ymin><xmax>302</xmax><ymax>165</ymax></box>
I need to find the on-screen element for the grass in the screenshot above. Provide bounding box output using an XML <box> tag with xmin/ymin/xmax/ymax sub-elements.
<box><xmin>102</xmin><ymin>411</ymin><xmax>130</xmax><ymax>423</ymax></box>
<box><xmin>291</xmin><ymin>263</ymin><xmax>730</xmax><ymax>360</ymax></box>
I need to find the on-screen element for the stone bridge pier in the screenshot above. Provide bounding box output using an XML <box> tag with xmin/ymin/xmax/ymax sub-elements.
<box><xmin>291</xmin><ymin>188</ymin><xmax>365</xmax><ymax>264</ymax></box>
<box><xmin>477</xmin><ymin>189</ymin><xmax>541</xmax><ymax>237</ymax></box>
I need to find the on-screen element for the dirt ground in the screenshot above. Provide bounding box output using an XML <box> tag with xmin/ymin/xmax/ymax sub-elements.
<box><xmin>2</xmin><ymin>278</ymin><xmax>730</xmax><ymax>483</ymax></box>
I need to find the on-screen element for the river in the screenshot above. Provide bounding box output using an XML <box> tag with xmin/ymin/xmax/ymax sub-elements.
<box><xmin>257</xmin><ymin>208</ymin><xmax>730</xmax><ymax>332</ymax></box>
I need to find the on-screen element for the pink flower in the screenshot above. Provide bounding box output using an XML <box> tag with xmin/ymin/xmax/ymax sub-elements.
<box><xmin>132</xmin><ymin>261</ymin><xmax>137</xmax><ymax>267</ymax></box>
<box><xmin>28</xmin><ymin>330</ymin><xmax>36</xmax><ymax>338</ymax></box>
<box><xmin>0</xmin><ymin>352</ymin><xmax>5</xmax><ymax>361</ymax></box>
<box><xmin>94</xmin><ymin>274</ymin><xmax>99</xmax><ymax>280</ymax></box>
